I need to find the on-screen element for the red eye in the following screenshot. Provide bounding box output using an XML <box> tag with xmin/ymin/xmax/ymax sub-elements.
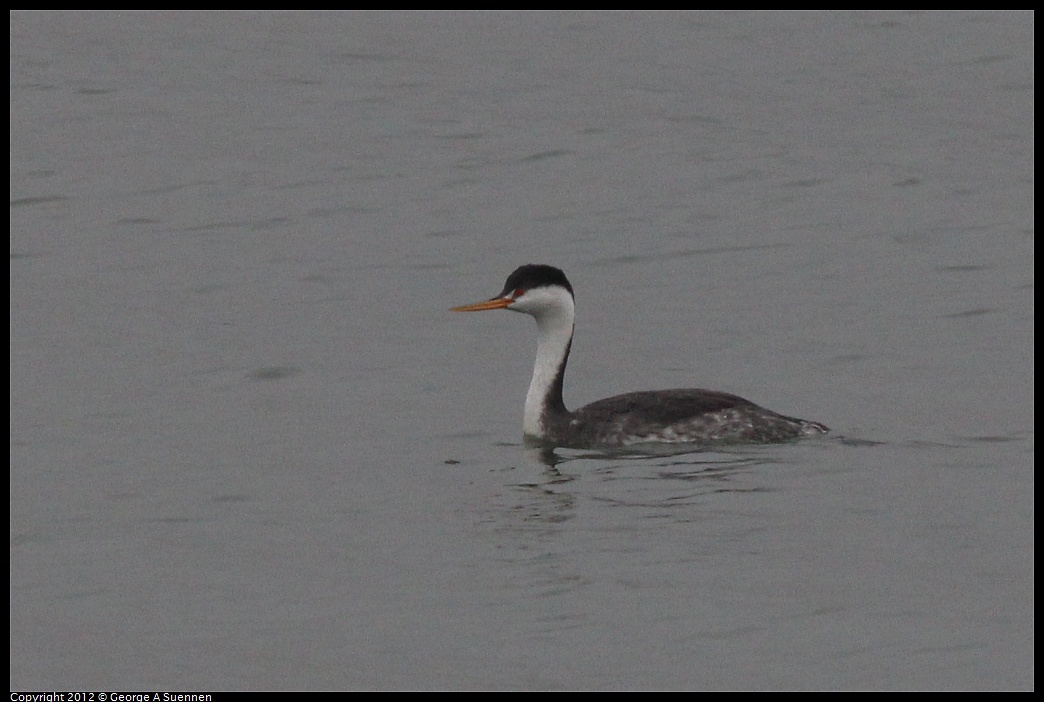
<box><xmin>513</xmin><ymin>288</ymin><xmax>525</xmax><ymax>298</ymax></box>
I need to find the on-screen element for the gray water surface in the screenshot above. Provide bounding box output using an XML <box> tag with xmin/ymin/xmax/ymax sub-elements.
<box><xmin>10</xmin><ymin>11</ymin><xmax>1033</xmax><ymax>690</ymax></box>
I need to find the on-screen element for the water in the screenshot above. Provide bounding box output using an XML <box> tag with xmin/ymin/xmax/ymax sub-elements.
<box><xmin>10</xmin><ymin>11</ymin><xmax>1033</xmax><ymax>690</ymax></box>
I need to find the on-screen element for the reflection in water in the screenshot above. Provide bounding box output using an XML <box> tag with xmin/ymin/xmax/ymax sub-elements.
<box><xmin>467</xmin><ymin>445</ymin><xmax>788</xmax><ymax>630</ymax></box>
<box><xmin>489</xmin><ymin>443</ymin><xmax>780</xmax><ymax>530</ymax></box>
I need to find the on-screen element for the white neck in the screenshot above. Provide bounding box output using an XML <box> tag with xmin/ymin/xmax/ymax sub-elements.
<box><xmin>519</xmin><ymin>290</ymin><xmax>575</xmax><ymax>438</ymax></box>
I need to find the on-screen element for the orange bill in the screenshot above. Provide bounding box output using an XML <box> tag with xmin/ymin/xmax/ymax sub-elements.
<box><xmin>451</xmin><ymin>297</ymin><xmax>513</xmax><ymax>312</ymax></box>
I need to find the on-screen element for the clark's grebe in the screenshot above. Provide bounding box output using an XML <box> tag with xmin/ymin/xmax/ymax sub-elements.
<box><xmin>452</xmin><ymin>264</ymin><xmax>828</xmax><ymax>449</ymax></box>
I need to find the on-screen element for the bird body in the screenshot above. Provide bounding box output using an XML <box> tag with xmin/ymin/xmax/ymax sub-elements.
<box><xmin>453</xmin><ymin>264</ymin><xmax>827</xmax><ymax>449</ymax></box>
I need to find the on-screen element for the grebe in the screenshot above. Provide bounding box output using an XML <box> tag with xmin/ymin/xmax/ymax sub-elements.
<box><xmin>452</xmin><ymin>264</ymin><xmax>828</xmax><ymax>449</ymax></box>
